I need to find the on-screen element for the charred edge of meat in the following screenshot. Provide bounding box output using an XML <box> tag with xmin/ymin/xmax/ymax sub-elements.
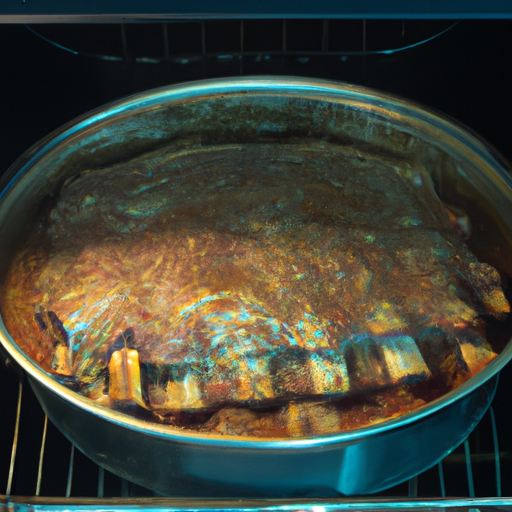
<box><xmin>33</xmin><ymin>174</ymin><xmax>82</xmax><ymax>227</ymax></box>
<box><xmin>166</xmin><ymin>409</ymin><xmax>216</xmax><ymax>428</ymax></box>
<box><xmin>47</xmin><ymin>311</ymin><xmax>69</xmax><ymax>347</ymax></box>
<box><xmin>269</xmin><ymin>348</ymin><xmax>315</xmax><ymax>398</ymax></box>
<box><xmin>415</xmin><ymin>326</ymin><xmax>469</xmax><ymax>377</ymax></box>
<box><xmin>34</xmin><ymin>309</ymin><xmax>69</xmax><ymax>347</ymax></box>
<box><xmin>34</xmin><ymin>312</ymin><xmax>47</xmax><ymax>331</ymax></box>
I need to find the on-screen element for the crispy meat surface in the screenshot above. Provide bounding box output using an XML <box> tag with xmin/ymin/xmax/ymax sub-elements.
<box><xmin>1</xmin><ymin>142</ymin><xmax>509</xmax><ymax>436</ymax></box>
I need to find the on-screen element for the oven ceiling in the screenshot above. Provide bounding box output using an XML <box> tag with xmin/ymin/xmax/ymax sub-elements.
<box><xmin>1</xmin><ymin>0</ymin><xmax>512</xmax><ymax>22</ymax></box>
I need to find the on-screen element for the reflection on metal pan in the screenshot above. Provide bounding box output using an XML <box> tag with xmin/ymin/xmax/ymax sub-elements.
<box><xmin>1</xmin><ymin>77</ymin><xmax>512</xmax><ymax>497</ymax></box>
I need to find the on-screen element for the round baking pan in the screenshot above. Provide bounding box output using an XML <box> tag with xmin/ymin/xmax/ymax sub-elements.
<box><xmin>1</xmin><ymin>77</ymin><xmax>512</xmax><ymax>497</ymax></box>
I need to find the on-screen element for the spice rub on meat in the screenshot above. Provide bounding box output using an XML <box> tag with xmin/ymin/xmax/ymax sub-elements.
<box><xmin>1</xmin><ymin>142</ymin><xmax>509</xmax><ymax>437</ymax></box>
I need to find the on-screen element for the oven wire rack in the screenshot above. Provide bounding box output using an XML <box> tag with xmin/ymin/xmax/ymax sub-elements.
<box><xmin>24</xmin><ymin>19</ymin><xmax>458</xmax><ymax>66</ymax></box>
<box><xmin>1</xmin><ymin>361</ymin><xmax>512</xmax><ymax>510</ymax></box>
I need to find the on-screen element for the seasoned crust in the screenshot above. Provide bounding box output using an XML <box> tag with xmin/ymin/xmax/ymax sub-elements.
<box><xmin>1</xmin><ymin>142</ymin><xmax>509</xmax><ymax>437</ymax></box>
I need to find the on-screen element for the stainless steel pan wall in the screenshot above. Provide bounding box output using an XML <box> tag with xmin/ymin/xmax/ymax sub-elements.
<box><xmin>1</xmin><ymin>78</ymin><xmax>512</xmax><ymax>497</ymax></box>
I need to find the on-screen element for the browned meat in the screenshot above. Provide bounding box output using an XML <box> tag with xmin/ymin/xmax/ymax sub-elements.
<box><xmin>1</xmin><ymin>141</ymin><xmax>508</xmax><ymax>436</ymax></box>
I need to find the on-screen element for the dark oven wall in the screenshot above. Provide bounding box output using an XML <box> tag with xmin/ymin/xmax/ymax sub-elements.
<box><xmin>2</xmin><ymin>20</ymin><xmax>512</xmax><ymax>175</ymax></box>
<box><xmin>1</xmin><ymin>19</ymin><xmax>512</xmax><ymax>500</ymax></box>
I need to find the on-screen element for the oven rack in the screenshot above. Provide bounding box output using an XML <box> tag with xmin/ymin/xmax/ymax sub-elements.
<box><xmin>2</xmin><ymin>360</ymin><xmax>512</xmax><ymax>508</ymax></box>
<box><xmin>24</xmin><ymin>20</ymin><xmax>458</xmax><ymax>67</ymax></box>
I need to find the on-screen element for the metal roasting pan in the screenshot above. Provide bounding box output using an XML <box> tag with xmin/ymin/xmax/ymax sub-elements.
<box><xmin>1</xmin><ymin>77</ymin><xmax>512</xmax><ymax>497</ymax></box>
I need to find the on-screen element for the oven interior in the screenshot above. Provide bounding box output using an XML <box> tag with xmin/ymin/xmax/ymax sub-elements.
<box><xmin>1</xmin><ymin>16</ymin><xmax>512</xmax><ymax>509</ymax></box>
